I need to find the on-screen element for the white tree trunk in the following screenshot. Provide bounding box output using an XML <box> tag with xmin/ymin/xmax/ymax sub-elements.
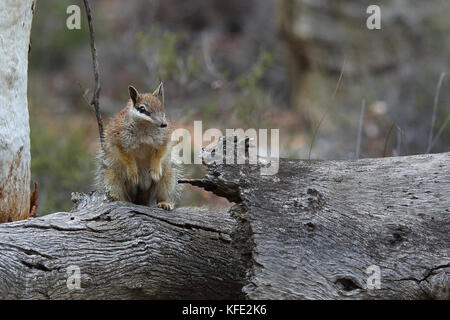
<box><xmin>0</xmin><ymin>0</ymin><xmax>35</xmax><ymax>222</ymax></box>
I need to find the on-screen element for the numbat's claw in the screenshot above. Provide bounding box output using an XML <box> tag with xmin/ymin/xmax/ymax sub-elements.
<box><xmin>157</xmin><ymin>201</ymin><xmax>173</xmax><ymax>211</ymax></box>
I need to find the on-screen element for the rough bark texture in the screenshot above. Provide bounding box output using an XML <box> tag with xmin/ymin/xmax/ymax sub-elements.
<box><xmin>185</xmin><ymin>138</ymin><xmax>450</xmax><ymax>299</ymax></box>
<box><xmin>0</xmin><ymin>191</ymin><xmax>249</xmax><ymax>299</ymax></box>
<box><xmin>0</xmin><ymin>138</ymin><xmax>448</xmax><ymax>299</ymax></box>
<box><xmin>0</xmin><ymin>0</ymin><xmax>35</xmax><ymax>222</ymax></box>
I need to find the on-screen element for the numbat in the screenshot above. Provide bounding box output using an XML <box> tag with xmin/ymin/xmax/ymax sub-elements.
<box><xmin>96</xmin><ymin>83</ymin><xmax>181</xmax><ymax>210</ymax></box>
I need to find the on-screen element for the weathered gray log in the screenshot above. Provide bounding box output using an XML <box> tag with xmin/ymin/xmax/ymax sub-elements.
<box><xmin>183</xmin><ymin>143</ymin><xmax>450</xmax><ymax>299</ymax></box>
<box><xmin>0</xmin><ymin>140</ymin><xmax>448</xmax><ymax>299</ymax></box>
<box><xmin>0</xmin><ymin>192</ymin><xmax>248</xmax><ymax>299</ymax></box>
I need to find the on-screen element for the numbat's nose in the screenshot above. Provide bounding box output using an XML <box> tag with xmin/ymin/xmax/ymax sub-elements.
<box><xmin>160</xmin><ymin>122</ymin><xmax>167</xmax><ymax>128</ymax></box>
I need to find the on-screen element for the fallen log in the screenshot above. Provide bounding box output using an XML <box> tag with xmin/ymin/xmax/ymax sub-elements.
<box><xmin>0</xmin><ymin>138</ymin><xmax>448</xmax><ymax>299</ymax></box>
<box><xmin>0</xmin><ymin>192</ymin><xmax>248</xmax><ymax>299</ymax></box>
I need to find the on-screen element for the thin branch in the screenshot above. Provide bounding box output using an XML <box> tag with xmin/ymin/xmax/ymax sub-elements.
<box><xmin>427</xmin><ymin>72</ymin><xmax>446</xmax><ymax>153</ymax></box>
<box><xmin>308</xmin><ymin>57</ymin><xmax>346</xmax><ymax>160</ymax></box>
<box><xmin>400</xmin><ymin>126</ymin><xmax>409</xmax><ymax>156</ymax></box>
<box><xmin>355</xmin><ymin>99</ymin><xmax>366</xmax><ymax>159</ymax></box>
<box><xmin>396</xmin><ymin>126</ymin><xmax>402</xmax><ymax>156</ymax></box>
<box><xmin>429</xmin><ymin>110</ymin><xmax>450</xmax><ymax>152</ymax></box>
<box><xmin>395</xmin><ymin>125</ymin><xmax>409</xmax><ymax>156</ymax></box>
<box><xmin>383</xmin><ymin>122</ymin><xmax>395</xmax><ymax>157</ymax></box>
<box><xmin>201</xmin><ymin>31</ymin><xmax>225</xmax><ymax>81</ymax></box>
<box><xmin>77</xmin><ymin>81</ymin><xmax>91</xmax><ymax>105</ymax></box>
<box><xmin>308</xmin><ymin>113</ymin><xmax>326</xmax><ymax>160</ymax></box>
<box><xmin>83</xmin><ymin>0</ymin><xmax>104</xmax><ymax>149</ymax></box>
<box><xmin>332</xmin><ymin>57</ymin><xmax>346</xmax><ymax>100</ymax></box>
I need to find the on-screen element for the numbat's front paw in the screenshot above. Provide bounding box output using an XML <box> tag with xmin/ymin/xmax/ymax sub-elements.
<box><xmin>108</xmin><ymin>192</ymin><xmax>121</xmax><ymax>201</ymax></box>
<box><xmin>127</xmin><ymin>168</ymin><xmax>139</xmax><ymax>185</ymax></box>
<box><xmin>150</xmin><ymin>166</ymin><xmax>162</xmax><ymax>182</ymax></box>
<box><xmin>157</xmin><ymin>201</ymin><xmax>174</xmax><ymax>211</ymax></box>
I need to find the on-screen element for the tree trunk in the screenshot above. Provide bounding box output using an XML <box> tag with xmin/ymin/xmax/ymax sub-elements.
<box><xmin>0</xmin><ymin>0</ymin><xmax>35</xmax><ymax>222</ymax></box>
<box><xmin>0</xmin><ymin>137</ymin><xmax>448</xmax><ymax>299</ymax></box>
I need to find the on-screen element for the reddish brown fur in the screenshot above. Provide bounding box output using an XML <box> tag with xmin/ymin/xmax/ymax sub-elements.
<box><xmin>95</xmin><ymin>84</ymin><xmax>180</xmax><ymax>210</ymax></box>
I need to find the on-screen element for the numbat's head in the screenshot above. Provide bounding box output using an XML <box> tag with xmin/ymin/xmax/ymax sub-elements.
<box><xmin>128</xmin><ymin>83</ymin><xmax>168</xmax><ymax>129</ymax></box>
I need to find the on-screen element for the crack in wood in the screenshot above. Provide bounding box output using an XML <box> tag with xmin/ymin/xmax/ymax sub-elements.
<box><xmin>396</xmin><ymin>264</ymin><xmax>450</xmax><ymax>284</ymax></box>
<box><xmin>129</xmin><ymin>210</ymin><xmax>232</xmax><ymax>242</ymax></box>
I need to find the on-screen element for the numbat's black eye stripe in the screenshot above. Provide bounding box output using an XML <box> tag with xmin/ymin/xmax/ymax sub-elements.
<box><xmin>137</xmin><ymin>108</ymin><xmax>152</xmax><ymax>117</ymax></box>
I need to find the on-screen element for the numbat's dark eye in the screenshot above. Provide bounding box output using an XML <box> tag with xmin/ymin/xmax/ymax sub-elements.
<box><xmin>138</xmin><ymin>106</ymin><xmax>146</xmax><ymax>113</ymax></box>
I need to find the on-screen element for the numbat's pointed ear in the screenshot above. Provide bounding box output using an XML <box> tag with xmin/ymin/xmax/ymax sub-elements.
<box><xmin>128</xmin><ymin>85</ymin><xmax>139</xmax><ymax>105</ymax></box>
<box><xmin>153</xmin><ymin>82</ymin><xmax>164</xmax><ymax>104</ymax></box>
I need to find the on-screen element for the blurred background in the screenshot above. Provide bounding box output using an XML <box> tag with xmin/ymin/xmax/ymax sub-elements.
<box><xmin>29</xmin><ymin>0</ymin><xmax>450</xmax><ymax>214</ymax></box>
